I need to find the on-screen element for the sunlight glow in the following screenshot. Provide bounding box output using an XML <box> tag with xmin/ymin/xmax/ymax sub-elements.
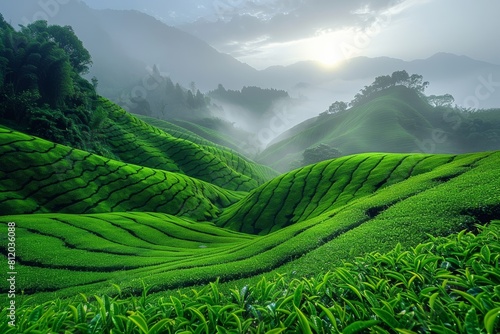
<box><xmin>304</xmin><ymin>29</ymin><xmax>353</xmax><ymax>67</ymax></box>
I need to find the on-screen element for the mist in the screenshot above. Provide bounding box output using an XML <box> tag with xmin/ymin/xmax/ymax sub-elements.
<box><xmin>1</xmin><ymin>0</ymin><xmax>499</xmax><ymax>164</ymax></box>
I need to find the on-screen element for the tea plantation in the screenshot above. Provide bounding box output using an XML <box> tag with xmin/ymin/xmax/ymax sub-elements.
<box><xmin>1</xmin><ymin>222</ymin><xmax>499</xmax><ymax>333</ymax></box>
<box><xmin>1</xmin><ymin>100</ymin><xmax>500</xmax><ymax>333</ymax></box>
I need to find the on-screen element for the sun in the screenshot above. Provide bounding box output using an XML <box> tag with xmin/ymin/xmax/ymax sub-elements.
<box><xmin>315</xmin><ymin>46</ymin><xmax>342</xmax><ymax>67</ymax></box>
<box><xmin>305</xmin><ymin>30</ymin><xmax>349</xmax><ymax>68</ymax></box>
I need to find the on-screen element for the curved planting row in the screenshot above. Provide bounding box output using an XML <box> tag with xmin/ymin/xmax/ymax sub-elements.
<box><xmin>100</xmin><ymin>100</ymin><xmax>275</xmax><ymax>191</ymax></box>
<box><xmin>3</xmin><ymin>222</ymin><xmax>498</xmax><ymax>333</ymax></box>
<box><xmin>0</xmin><ymin>212</ymin><xmax>255</xmax><ymax>295</ymax></box>
<box><xmin>136</xmin><ymin>115</ymin><xmax>278</xmax><ymax>183</ymax></box>
<box><xmin>1</xmin><ymin>151</ymin><xmax>498</xmax><ymax>303</ymax></box>
<box><xmin>0</xmin><ymin>126</ymin><xmax>242</xmax><ymax>219</ymax></box>
<box><xmin>216</xmin><ymin>153</ymin><xmax>457</xmax><ymax>234</ymax></box>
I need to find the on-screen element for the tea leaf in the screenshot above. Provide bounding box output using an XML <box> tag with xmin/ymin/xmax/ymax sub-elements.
<box><xmin>343</xmin><ymin>320</ymin><xmax>380</xmax><ymax>334</ymax></box>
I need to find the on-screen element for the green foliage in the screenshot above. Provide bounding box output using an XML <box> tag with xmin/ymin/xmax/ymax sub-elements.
<box><xmin>350</xmin><ymin>70</ymin><xmax>429</xmax><ymax>107</ymax></box>
<box><xmin>0</xmin><ymin>18</ymin><xmax>107</xmax><ymax>154</ymax></box>
<box><xmin>325</xmin><ymin>100</ymin><xmax>348</xmax><ymax>114</ymax></box>
<box><xmin>20</xmin><ymin>20</ymin><xmax>92</xmax><ymax>74</ymax></box>
<box><xmin>2</xmin><ymin>222</ymin><xmax>498</xmax><ymax>333</ymax></box>
<box><xmin>301</xmin><ymin>143</ymin><xmax>342</xmax><ymax>166</ymax></box>
<box><xmin>427</xmin><ymin>93</ymin><xmax>455</xmax><ymax>107</ymax></box>
<box><xmin>28</xmin><ymin>106</ymin><xmax>84</xmax><ymax>147</ymax></box>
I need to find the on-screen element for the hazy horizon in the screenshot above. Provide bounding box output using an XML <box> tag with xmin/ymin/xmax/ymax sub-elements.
<box><xmin>1</xmin><ymin>0</ymin><xmax>499</xmax><ymax>117</ymax></box>
<box><xmin>79</xmin><ymin>0</ymin><xmax>500</xmax><ymax>70</ymax></box>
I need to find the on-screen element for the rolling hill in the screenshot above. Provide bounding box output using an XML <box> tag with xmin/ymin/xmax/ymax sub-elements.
<box><xmin>259</xmin><ymin>86</ymin><xmax>500</xmax><ymax>171</ymax></box>
<box><xmin>1</xmin><ymin>93</ymin><xmax>499</xmax><ymax>332</ymax></box>
<box><xmin>99</xmin><ymin>99</ymin><xmax>278</xmax><ymax>191</ymax></box>
<box><xmin>1</xmin><ymin>125</ymin><xmax>499</xmax><ymax>300</ymax></box>
<box><xmin>1</xmin><ymin>6</ymin><xmax>499</xmax><ymax>333</ymax></box>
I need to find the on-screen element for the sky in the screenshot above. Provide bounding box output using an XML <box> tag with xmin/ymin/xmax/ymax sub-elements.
<box><xmin>77</xmin><ymin>0</ymin><xmax>500</xmax><ymax>69</ymax></box>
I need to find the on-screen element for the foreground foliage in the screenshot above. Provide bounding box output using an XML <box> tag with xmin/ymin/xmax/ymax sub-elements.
<box><xmin>2</xmin><ymin>222</ymin><xmax>499</xmax><ymax>333</ymax></box>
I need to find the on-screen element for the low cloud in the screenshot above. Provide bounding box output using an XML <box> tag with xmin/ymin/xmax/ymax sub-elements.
<box><xmin>179</xmin><ymin>0</ymin><xmax>407</xmax><ymax>55</ymax></box>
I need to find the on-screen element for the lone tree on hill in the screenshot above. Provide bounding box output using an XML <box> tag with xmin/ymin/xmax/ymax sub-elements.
<box><xmin>327</xmin><ymin>101</ymin><xmax>348</xmax><ymax>114</ymax></box>
<box><xmin>302</xmin><ymin>143</ymin><xmax>342</xmax><ymax>165</ymax></box>
<box><xmin>427</xmin><ymin>94</ymin><xmax>455</xmax><ymax>107</ymax></box>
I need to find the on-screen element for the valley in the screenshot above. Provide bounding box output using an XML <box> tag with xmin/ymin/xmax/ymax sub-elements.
<box><xmin>0</xmin><ymin>4</ymin><xmax>499</xmax><ymax>333</ymax></box>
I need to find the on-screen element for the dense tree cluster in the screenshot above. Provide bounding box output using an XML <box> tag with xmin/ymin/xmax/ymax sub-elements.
<box><xmin>323</xmin><ymin>101</ymin><xmax>348</xmax><ymax>115</ymax></box>
<box><xmin>0</xmin><ymin>16</ymin><xmax>107</xmax><ymax>154</ymax></box>
<box><xmin>209</xmin><ymin>85</ymin><xmax>289</xmax><ymax>115</ymax></box>
<box><xmin>350</xmin><ymin>70</ymin><xmax>429</xmax><ymax>107</ymax></box>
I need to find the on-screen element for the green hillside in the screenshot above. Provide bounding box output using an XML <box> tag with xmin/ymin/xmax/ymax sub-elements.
<box><xmin>259</xmin><ymin>86</ymin><xmax>500</xmax><ymax>171</ymax></box>
<box><xmin>216</xmin><ymin>152</ymin><xmax>455</xmax><ymax>234</ymax></box>
<box><xmin>0</xmin><ymin>125</ymin><xmax>242</xmax><ymax>219</ymax></box>
<box><xmin>1</xmin><ymin>17</ymin><xmax>499</xmax><ymax>333</ymax></box>
<box><xmin>100</xmin><ymin>99</ymin><xmax>278</xmax><ymax>191</ymax></box>
<box><xmin>134</xmin><ymin>114</ymin><xmax>278</xmax><ymax>184</ymax></box>
<box><xmin>2</xmin><ymin>148</ymin><xmax>499</xmax><ymax>304</ymax></box>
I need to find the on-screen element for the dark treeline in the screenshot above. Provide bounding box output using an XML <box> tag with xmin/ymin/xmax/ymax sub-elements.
<box><xmin>0</xmin><ymin>16</ymin><xmax>111</xmax><ymax>155</ymax></box>
<box><xmin>209</xmin><ymin>85</ymin><xmax>290</xmax><ymax>115</ymax></box>
<box><xmin>121</xmin><ymin>68</ymin><xmax>211</xmax><ymax>120</ymax></box>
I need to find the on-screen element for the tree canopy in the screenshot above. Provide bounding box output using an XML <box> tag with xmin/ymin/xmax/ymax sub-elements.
<box><xmin>0</xmin><ymin>17</ymin><xmax>109</xmax><ymax>154</ymax></box>
<box><xmin>20</xmin><ymin>20</ymin><xmax>92</xmax><ymax>74</ymax></box>
<box><xmin>427</xmin><ymin>94</ymin><xmax>455</xmax><ymax>107</ymax></box>
<box><xmin>302</xmin><ymin>143</ymin><xmax>342</xmax><ymax>166</ymax></box>
<box><xmin>350</xmin><ymin>70</ymin><xmax>429</xmax><ymax>107</ymax></box>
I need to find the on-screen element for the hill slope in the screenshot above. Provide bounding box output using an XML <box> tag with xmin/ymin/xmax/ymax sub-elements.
<box><xmin>259</xmin><ymin>86</ymin><xmax>500</xmax><ymax>171</ymax></box>
<box><xmin>100</xmin><ymin>99</ymin><xmax>278</xmax><ymax>191</ymax></box>
<box><xmin>2</xmin><ymin>149</ymin><xmax>499</xmax><ymax>302</ymax></box>
<box><xmin>0</xmin><ymin>125</ymin><xmax>243</xmax><ymax>219</ymax></box>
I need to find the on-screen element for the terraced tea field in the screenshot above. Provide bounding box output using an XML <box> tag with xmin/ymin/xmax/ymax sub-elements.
<box><xmin>0</xmin><ymin>125</ymin><xmax>242</xmax><ymax>219</ymax></box>
<box><xmin>3</xmin><ymin>222</ymin><xmax>499</xmax><ymax>333</ymax></box>
<box><xmin>1</xmin><ymin>114</ymin><xmax>499</xmax><ymax>302</ymax></box>
<box><xmin>1</xmin><ymin>99</ymin><xmax>500</xmax><ymax>333</ymax></box>
<box><xmin>101</xmin><ymin>98</ymin><xmax>278</xmax><ymax>191</ymax></box>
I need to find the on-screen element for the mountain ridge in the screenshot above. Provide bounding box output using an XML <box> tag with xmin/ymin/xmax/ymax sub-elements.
<box><xmin>2</xmin><ymin>2</ymin><xmax>499</xmax><ymax>109</ymax></box>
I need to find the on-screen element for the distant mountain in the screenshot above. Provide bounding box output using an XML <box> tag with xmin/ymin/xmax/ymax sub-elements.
<box><xmin>2</xmin><ymin>2</ymin><xmax>499</xmax><ymax>111</ymax></box>
<box><xmin>259</xmin><ymin>53</ymin><xmax>500</xmax><ymax>109</ymax></box>
<box><xmin>258</xmin><ymin>86</ymin><xmax>500</xmax><ymax>171</ymax></box>
<box><xmin>0</xmin><ymin>0</ymin><xmax>258</xmax><ymax>97</ymax></box>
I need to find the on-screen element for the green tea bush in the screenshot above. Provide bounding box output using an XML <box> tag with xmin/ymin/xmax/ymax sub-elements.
<box><xmin>3</xmin><ymin>222</ymin><xmax>498</xmax><ymax>333</ymax></box>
